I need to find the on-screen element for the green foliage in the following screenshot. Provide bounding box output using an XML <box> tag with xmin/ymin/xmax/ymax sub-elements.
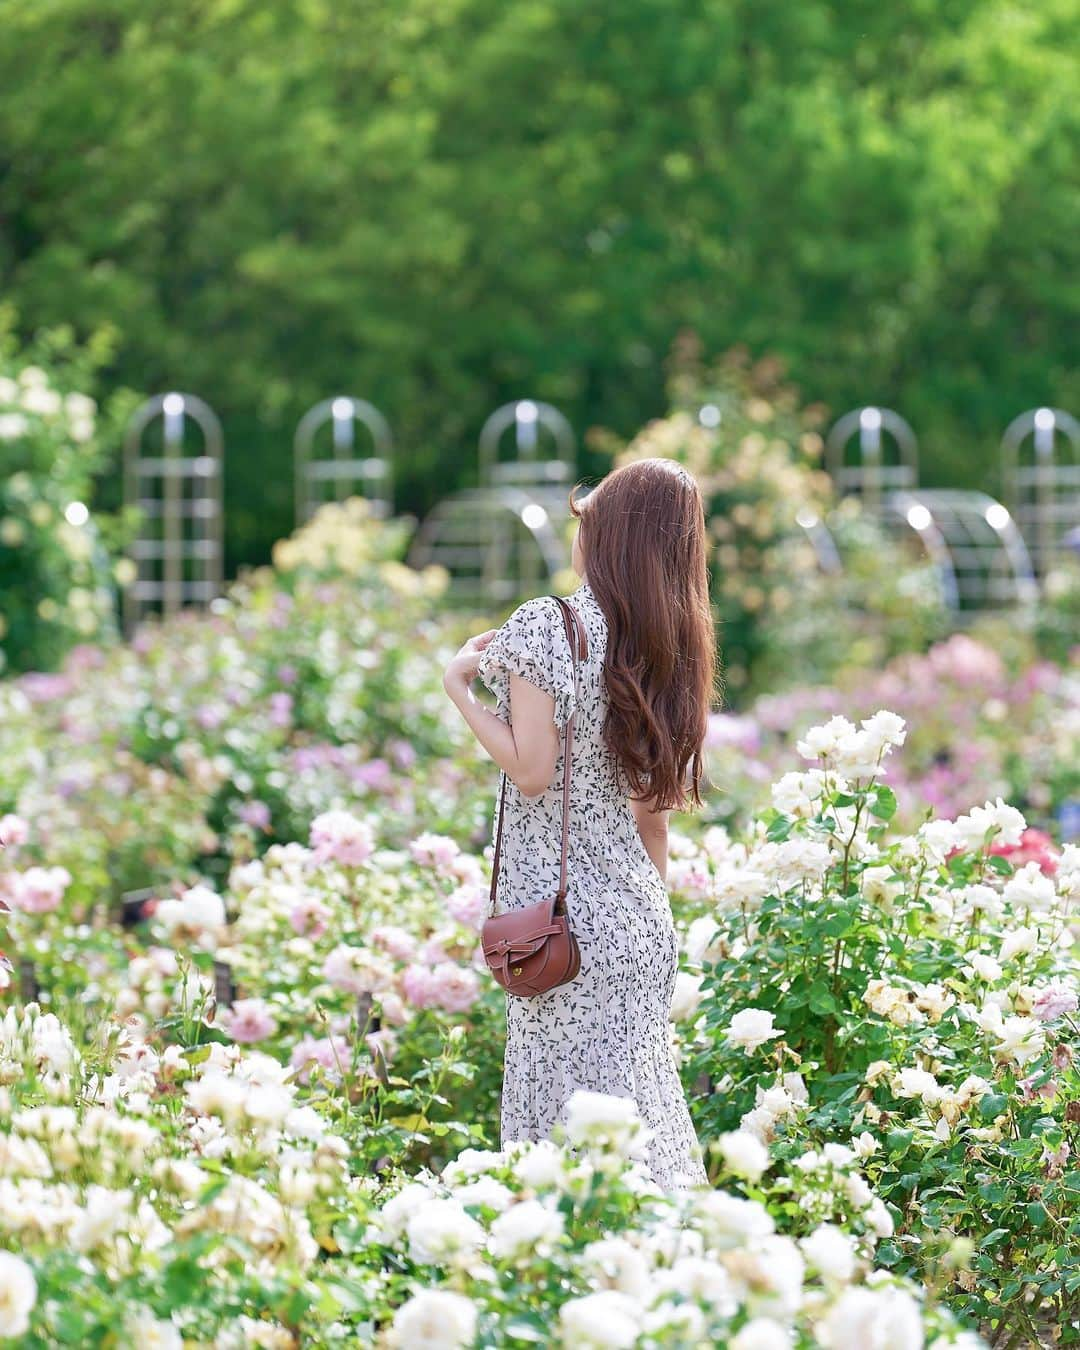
<box><xmin>597</xmin><ymin>340</ymin><xmax>949</xmax><ymax>698</ymax></box>
<box><xmin>0</xmin><ymin>322</ymin><xmax>135</xmax><ymax>673</ymax></box>
<box><xmin>0</xmin><ymin>0</ymin><xmax>1076</xmax><ymax>565</ymax></box>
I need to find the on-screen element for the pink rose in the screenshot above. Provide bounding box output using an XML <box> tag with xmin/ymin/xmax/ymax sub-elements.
<box><xmin>1018</xmin><ymin>1074</ymin><xmax>1057</xmax><ymax>1102</ymax></box>
<box><xmin>238</xmin><ymin>800</ymin><xmax>272</xmax><ymax>830</ymax></box>
<box><xmin>371</xmin><ymin>925</ymin><xmax>419</xmax><ymax>962</ymax></box>
<box><xmin>378</xmin><ymin>990</ymin><xmax>410</xmax><ymax>1026</ymax></box>
<box><xmin>309</xmin><ymin>810</ymin><xmax>376</xmax><ymax>868</ymax></box>
<box><xmin>221</xmin><ymin>998</ymin><xmax>278</xmax><ymax>1043</ymax></box>
<box><xmin>290</xmin><ymin>1034</ymin><xmax>352</xmax><ymax>1085</ymax></box>
<box><xmin>289</xmin><ymin>897</ymin><xmax>332</xmax><ymax>939</ymax></box>
<box><xmin>447</xmin><ymin>853</ymin><xmax>485</xmax><ymax>886</ymax></box>
<box><xmin>322</xmin><ymin>945</ymin><xmax>393</xmax><ymax>995</ymax></box>
<box><xmin>419</xmin><ymin>936</ymin><xmax>451</xmax><ymax>965</ymax></box>
<box><xmin>269</xmin><ymin>692</ymin><xmax>293</xmax><ymax>729</ymax></box>
<box><xmin>9</xmin><ymin>865</ymin><xmax>71</xmax><ymax>914</ymax></box>
<box><xmin>402</xmin><ymin>963</ymin><xmax>439</xmax><ymax>1009</ymax></box>
<box><xmin>353</xmin><ymin>759</ymin><xmax>394</xmax><ymax>791</ymax></box>
<box><xmin>1033</xmin><ymin>986</ymin><xmax>1079</xmax><ymax>1023</ymax></box>
<box><xmin>0</xmin><ymin>814</ymin><xmax>29</xmax><ymax>849</ymax></box>
<box><xmin>447</xmin><ymin>883</ymin><xmax>488</xmax><ymax>930</ymax></box>
<box><xmin>429</xmin><ymin>961</ymin><xmax>481</xmax><ymax>1013</ymax></box>
<box><xmin>409</xmin><ymin>832</ymin><xmax>461</xmax><ymax>870</ymax></box>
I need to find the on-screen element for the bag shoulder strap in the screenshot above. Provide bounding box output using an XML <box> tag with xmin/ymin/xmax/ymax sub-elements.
<box><xmin>488</xmin><ymin>595</ymin><xmax>588</xmax><ymax>917</ymax></box>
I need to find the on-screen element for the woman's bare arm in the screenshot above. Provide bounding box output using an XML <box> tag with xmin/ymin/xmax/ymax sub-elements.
<box><xmin>444</xmin><ymin>649</ymin><xmax>561</xmax><ymax>797</ymax></box>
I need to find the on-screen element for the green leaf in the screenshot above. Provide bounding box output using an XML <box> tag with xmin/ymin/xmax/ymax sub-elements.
<box><xmin>766</xmin><ymin>814</ymin><xmax>792</xmax><ymax>843</ymax></box>
<box><xmin>1027</xmin><ymin>1202</ymin><xmax>1047</xmax><ymax>1228</ymax></box>
<box><xmin>870</xmin><ymin>786</ymin><xmax>897</xmax><ymax>820</ymax></box>
<box><xmin>886</xmin><ymin>1128</ymin><xmax>914</xmax><ymax>1158</ymax></box>
<box><xmin>809</xmin><ymin>982</ymin><xmax>840</xmax><ymax>1015</ymax></box>
<box><xmin>503</xmin><ymin>1318</ymin><xmax>551</xmax><ymax>1342</ymax></box>
<box><xmin>979</xmin><ymin>1093</ymin><xmax>1008</xmax><ymax>1122</ymax></box>
<box><xmin>985</xmin><ymin>854</ymin><xmax>1015</xmax><ymax>877</ymax></box>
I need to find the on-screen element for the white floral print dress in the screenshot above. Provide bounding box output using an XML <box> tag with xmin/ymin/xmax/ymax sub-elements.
<box><xmin>475</xmin><ymin>577</ymin><xmax>709</xmax><ymax>1190</ymax></box>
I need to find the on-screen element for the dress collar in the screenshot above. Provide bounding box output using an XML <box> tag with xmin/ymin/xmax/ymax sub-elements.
<box><xmin>572</xmin><ymin>577</ymin><xmax>596</xmax><ymax>605</ymax></box>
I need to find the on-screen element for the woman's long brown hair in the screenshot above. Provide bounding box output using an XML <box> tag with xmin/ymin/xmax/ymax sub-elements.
<box><xmin>568</xmin><ymin>457</ymin><xmax>722</xmax><ymax>812</ymax></box>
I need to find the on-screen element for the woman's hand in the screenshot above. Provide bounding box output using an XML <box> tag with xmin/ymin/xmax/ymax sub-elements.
<box><xmin>443</xmin><ymin>629</ymin><xmax>498</xmax><ymax>689</ymax></box>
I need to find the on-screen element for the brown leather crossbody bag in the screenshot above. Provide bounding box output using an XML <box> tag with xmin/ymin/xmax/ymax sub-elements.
<box><xmin>480</xmin><ymin>596</ymin><xmax>586</xmax><ymax>998</ymax></box>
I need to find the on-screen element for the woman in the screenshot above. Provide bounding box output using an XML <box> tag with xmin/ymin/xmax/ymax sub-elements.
<box><xmin>442</xmin><ymin>456</ymin><xmax>720</xmax><ymax>1189</ymax></box>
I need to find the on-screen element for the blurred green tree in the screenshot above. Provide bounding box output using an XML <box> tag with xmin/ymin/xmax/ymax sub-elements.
<box><xmin>0</xmin><ymin>0</ymin><xmax>1076</xmax><ymax>568</ymax></box>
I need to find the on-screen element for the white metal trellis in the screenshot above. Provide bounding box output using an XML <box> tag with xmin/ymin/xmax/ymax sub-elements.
<box><xmin>1001</xmin><ymin>407</ymin><xmax>1080</xmax><ymax>577</ymax></box>
<box><xmin>882</xmin><ymin>489</ymin><xmax>1038</xmax><ymax>615</ymax></box>
<box><xmin>826</xmin><ymin>407</ymin><xmax>919</xmax><ymax>513</ymax></box>
<box><xmin>407</xmin><ymin>400</ymin><xmax>580</xmax><ymax>604</ymax></box>
<box><xmin>122</xmin><ymin>392</ymin><xmax>224</xmax><ymax>632</ymax></box>
<box><xmin>478</xmin><ymin>400</ymin><xmax>576</xmax><ymax>489</ymax></box>
<box><xmin>294</xmin><ymin>397</ymin><xmax>394</xmax><ymax>526</ymax></box>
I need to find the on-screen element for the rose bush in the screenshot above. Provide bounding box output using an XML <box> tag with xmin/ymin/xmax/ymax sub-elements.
<box><xmin>703</xmin><ymin>633</ymin><xmax>1079</xmax><ymax>837</ymax></box>
<box><xmin>2</xmin><ymin>500</ymin><xmax>1077</xmax><ymax>1344</ymax></box>
<box><xmin>0</xmin><ymin>327</ymin><xmax>134</xmax><ymax>675</ymax></box>
<box><xmin>672</xmin><ymin>712</ymin><xmax>1080</xmax><ymax>1345</ymax></box>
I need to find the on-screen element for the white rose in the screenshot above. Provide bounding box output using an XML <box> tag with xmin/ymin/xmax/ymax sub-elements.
<box><xmin>965</xmin><ymin>952</ymin><xmax>1003</xmax><ymax>983</ymax></box>
<box><xmin>559</xmin><ymin>1290</ymin><xmax>642</xmax><ymax>1348</ymax></box>
<box><xmin>821</xmin><ymin>1285</ymin><xmax>923</xmax><ymax>1350</ymax></box>
<box><xmin>796</xmin><ymin>716</ymin><xmax>857</xmax><ymax>763</ymax></box>
<box><xmin>124</xmin><ymin>1309</ymin><xmax>183</xmax><ymax>1349</ymax></box>
<box><xmin>1003</xmin><ymin>863</ymin><xmax>1057</xmax><ymax>914</ymax></box>
<box><xmin>563</xmin><ymin>1090</ymin><xmax>648</xmax><ymax>1158</ymax></box>
<box><xmin>893</xmin><ymin>1068</ymin><xmax>944</xmax><ymax>1103</ymax></box>
<box><xmin>693</xmin><ymin>1191</ymin><xmax>775</xmax><ymax>1249</ymax></box>
<box><xmin>916</xmin><ymin>819</ymin><xmax>960</xmax><ymax>863</ymax></box>
<box><xmin>717</xmin><ymin>1131</ymin><xmax>770</xmax><ymax>1183</ymax></box>
<box><xmin>726</xmin><ymin>1235</ymin><xmax>805</xmax><ymax>1316</ymax></box>
<box><xmin>582</xmin><ymin>1237</ymin><xmax>653</xmax><ymax>1295</ymax></box>
<box><xmin>389</xmin><ymin>1289</ymin><xmax>477</xmax><ymax>1349</ymax></box>
<box><xmin>649</xmin><ymin>1256</ymin><xmax>730</xmax><ymax>1316</ymax></box>
<box><xmin>730</xmin><ymin>1318</ymin><xmax>793</xmax><ymax>1350</ymax></box>
<box><xmin>377</xmin><ymin>1181</ymin><xmax>433</xmax><ymax>1242</ymax></box>
<box><xmin>822</xmin><ymin>1142</ymin><xmax>857</xmax><ymax>1167</ymax></box>
<box><xmin>999</xmin><ymin>926</ymin><xmax>1039</xmax><ymax>965</ymax></box>
<box><xmin>489</xmin><ymin>1199</ymin><xmax>564</xmax><ymax>1260</ymax></box>
<box><xmin>859</xmin><ymin>710</ymin><xmax>907</xmax><ymax>755</ymax></box>
<box><xmin>833</xmin><ymin>729</ymin><xmax>887</xmax><ymax>780</ymax></box>
<box><xmin>0</xmin><ymin>1252</ymin><xmax>36</xmax><ymax>1338</ymax></box>
<box><xmin>953</xmin><ymin>798</ymin><xmax>1027</xmax><ymax>851</ymax></box>
<box><xmin>724</xmin><ymin>1009</ymin><xmax>784</xmax><ymax>1054</ymax></box>
<box><xmin>865</xmin><ymin>1198</ymin><xmax>895</xmax><ymax>1238</ymax></box>
<box><xmin>451</xmin><ymin>1177</ymin><xmax>513</xmax><ymax>1213</ymax></box>
<box><xmin>670</xmin><ymin>971</ymin><xmax>705</xmax><ymax>1022</ymax></box>
<box><xmin>511</xmin><ymin>1138</ymin><xmax>564</xmax><ymax>1190</ymax></box>
<box><xmin>800</xmin><ymin>1223</ymin><xmax>857</xmax><ymax>1284</ymax></box>
<box><xmin>683</xmin><ymin>915</ymin><xmax>722</xmax><ymax>966</ymax></box>
<box><xmin>405</xmin><ymin>1198</ymin><xmax>485</xmax><ymax>1267</ymax></box>
<box><xmin>993</xmin><ymin>1015</ymin><xmax>1046</xmax><ymax>1067</ymax></box>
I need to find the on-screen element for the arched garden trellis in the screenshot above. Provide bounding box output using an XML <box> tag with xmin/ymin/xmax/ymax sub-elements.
<box><xmin>122</xmin><ymin>392</ymin><xmax>223</xmax><ymax>632</ymax></box>
<box><xmin>881</xmin><ymin>489</ymin><xmax>1038</xmax><ymax>614</ymax></box>
<box><xmin>825</xmin><ymin>408</ymin><xmax>1036</xmax><ymax>618</ymax></box>
<box><xmin>825</xmin><ymin>406</ymin><xmax>919</xmax><ymax>510</ymax></box>
<box><xmin>294</xmin><ymin>397</ymin><xmax>394</xmax><ymax>526</ymax></box>
<box><xmin>407</xmin><ymin>400</ymin><xmax>580</xmax><ymax>604</ymax></box>
<box><xmin>1000</xmin><ymin>406</ymin><xmax>1080</xmax><ymax>577</ymax></box>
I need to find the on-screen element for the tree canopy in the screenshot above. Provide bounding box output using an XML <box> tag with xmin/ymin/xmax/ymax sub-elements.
<box><xmin>1</xmin><ymin>0</ymin><xmax>1076</xmax><ymax>566</ymax></box>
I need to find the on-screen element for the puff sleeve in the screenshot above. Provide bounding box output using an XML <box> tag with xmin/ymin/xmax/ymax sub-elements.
<box><xmin>475</xmin><ymin>595</ymin><xmax>579</xmax><ymax>730</ymax></box>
